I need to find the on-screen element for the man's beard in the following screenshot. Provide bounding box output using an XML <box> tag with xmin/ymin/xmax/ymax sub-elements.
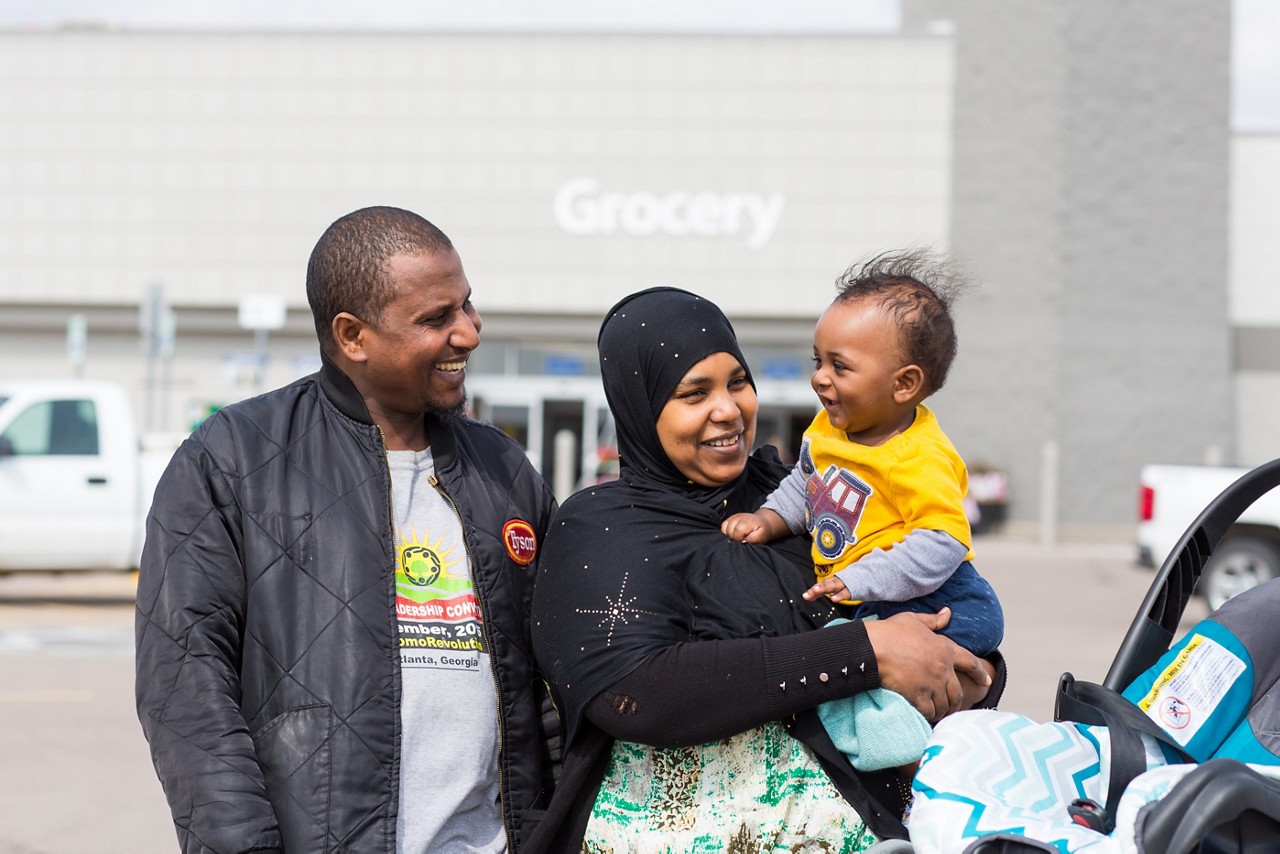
<box><xmin>427</xmin><ymin>392</ymin><xmax>469</xmax><ymax>425</ymax></box>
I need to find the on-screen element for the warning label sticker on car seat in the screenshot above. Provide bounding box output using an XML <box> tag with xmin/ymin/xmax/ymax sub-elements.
<box><xmin>1136</xmin><ymin>634</ymin><xmax>1246</xmax><ymax>746</ymax></box>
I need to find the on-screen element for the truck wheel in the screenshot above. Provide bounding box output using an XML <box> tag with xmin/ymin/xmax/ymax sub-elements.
<box><xmin>813</xmin><ymin>516</ymin><xmax>849</xmax><ymax>562</ymax></box>
<box><xmin>1201</xmin><ymin>537</ymin><xmax>1280</xmax><ymax>612</ymax></box>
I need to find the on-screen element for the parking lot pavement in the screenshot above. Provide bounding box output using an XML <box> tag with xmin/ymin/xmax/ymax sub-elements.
<box><xmin>973</xmin><ymin>537</ymin><xmax>1209</xmax><ymax>719</ymax></box>
<box><xmin>0</xmin><ymin>542</ymin><xmax>1211</xmax><ymax>852</ymax></box>
<box><xmin>0</xmin><ymin>571</ymin><xmax>173</xmax><ymax>854</ymax></box>
<box><xmin>0</xmin><ymin>572</ymin><xmax>135</xmax><ymax>657</ymax></box>
<box><xmin>0</xmin><ymin>569</ymin><xmax>136</xmax><ymax>628</ymax></box>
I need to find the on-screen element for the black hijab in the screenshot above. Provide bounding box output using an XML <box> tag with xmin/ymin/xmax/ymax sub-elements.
<box><xmin>597</xmin><ymin>286</ymin><xmax>760</xmax><ymax>504</ymax></box>
<box><xmin>531</xmin><ymin>287</ymin><xmax>837</xmax><ymax>742</ymax></box>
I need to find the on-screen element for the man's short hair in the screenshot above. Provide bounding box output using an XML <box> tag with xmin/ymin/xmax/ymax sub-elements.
<box><xmin>834</xmin><ymin>249</ymin><xmax>967</xmax><ymax>395</ymax></box>
<box><xmin>306</xmin><ymin>206</ymin><xmax>454</xmax><ymax>355</ymax></box>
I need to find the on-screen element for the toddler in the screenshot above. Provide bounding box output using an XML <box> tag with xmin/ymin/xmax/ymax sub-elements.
<box><xmin>723</xmin><ymin>250</ymin><xmax>1003</xmax><ymax>771</ymax></box>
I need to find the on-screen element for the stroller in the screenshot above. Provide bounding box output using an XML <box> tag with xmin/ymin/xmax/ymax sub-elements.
<box><xmin>905</xmin><ymin>458</ymin><xmax>1280</xmax><ymax>853</ymax></box>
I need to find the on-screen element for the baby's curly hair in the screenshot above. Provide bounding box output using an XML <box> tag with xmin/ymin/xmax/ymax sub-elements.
<box><xmin>834</xmin><ymin>249</ymin><xmax>968</xmax><ymax>395</ymax></box>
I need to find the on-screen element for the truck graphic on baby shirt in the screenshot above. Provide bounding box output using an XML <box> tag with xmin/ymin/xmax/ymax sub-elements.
<box><xmin>799</xmin><ymin>442</ymin><xmax>873</xmax><ymax>562</ymax></box>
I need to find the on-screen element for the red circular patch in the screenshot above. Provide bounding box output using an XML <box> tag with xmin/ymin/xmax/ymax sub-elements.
<box><xmin>502</xmin><ymin>519</ymin><xmax>538</xmax><ymax>566</ymax></box>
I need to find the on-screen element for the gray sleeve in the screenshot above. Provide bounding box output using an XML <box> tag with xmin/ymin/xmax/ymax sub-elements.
<box><xmin>833</xmin><ymin>528</ymin><xmax>969</xmax><ymax>602</ymax></box>
<box><xmin>760</xmin><ymin>464</ymin><xmax>808</xmax><ymax>535</ymax></box>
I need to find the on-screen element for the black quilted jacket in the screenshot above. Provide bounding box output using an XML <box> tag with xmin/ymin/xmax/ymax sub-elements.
<box><xmin>135</xmin><ymin>357</ymin><xmax>558</xmax><ymax>853</ymax></box>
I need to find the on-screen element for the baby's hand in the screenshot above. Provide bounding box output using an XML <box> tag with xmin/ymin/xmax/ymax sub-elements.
<box><xmin>722</xmin><ymin>512</ymin><xmax>770</xmax><ymax>544</ymax></box>
<box><xmin>802</xmin><ymin>576</ymin><xmax>852</xmax><ymax>602</ymax></box>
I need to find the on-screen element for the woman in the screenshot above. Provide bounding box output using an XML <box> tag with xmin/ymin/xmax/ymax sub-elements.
<box><xmin>528</xmin><ymin>287</ymin><xmax>1003</xmax><ymax>851</ymax></box>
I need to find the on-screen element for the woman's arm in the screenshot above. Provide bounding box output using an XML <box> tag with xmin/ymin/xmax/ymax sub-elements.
<box><xmin>586</xmin><ymin>610</ymin><xmax>992</xmax><ymax>747</ymax></box>
<box><xmin>865</xmin><ymin>609</ymin><xmax>992</xmax><ymax>720</ymax></box>
<box><xmin>586</xmin><ymin>619</ymin><xmax>878</xmax><ymax>748</ymax></box>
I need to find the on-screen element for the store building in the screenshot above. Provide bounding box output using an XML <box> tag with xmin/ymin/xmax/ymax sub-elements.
<box><xmin>1</xmin><ymin>2</ymin><xmax>1272</xmax><ymax>537</ymax></box>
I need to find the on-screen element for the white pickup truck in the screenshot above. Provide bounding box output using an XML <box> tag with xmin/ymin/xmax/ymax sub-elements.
<box><xmin>0</xmin><ymin>379</ymin><xmax>183</xmax><ymax>572</ymax></box>
<box><xmin>1137</xmin><ymin>462</ymin><xmax>1280</xmax><ymax>610</ymax></box>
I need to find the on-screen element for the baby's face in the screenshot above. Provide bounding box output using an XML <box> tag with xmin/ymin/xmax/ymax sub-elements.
<box><xmin>811</xmin><ymin>298</ymin><xmax>918</xmax><ymax>445</ymax></box>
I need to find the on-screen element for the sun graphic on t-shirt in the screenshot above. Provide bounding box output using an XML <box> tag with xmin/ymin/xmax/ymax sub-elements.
<box><xmin>396</xmin><ymin>530</ymin><xmax>463</xmax><ymax>590</ymax></box>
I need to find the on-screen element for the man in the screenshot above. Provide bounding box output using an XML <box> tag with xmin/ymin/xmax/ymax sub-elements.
<box><xmin>136</xmin><ymin>207</ymin><xmax>558</xmax><ymax>853</ymax></box>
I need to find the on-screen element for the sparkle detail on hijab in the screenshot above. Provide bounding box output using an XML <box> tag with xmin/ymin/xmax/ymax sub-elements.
<box><xmin>573</xmin><ymin>571</ymin><xmax>660</xmax><ymax>647</ymax></box>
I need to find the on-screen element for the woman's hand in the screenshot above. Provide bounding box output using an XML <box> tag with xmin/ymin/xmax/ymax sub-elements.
<box><xmin>956</xmin><ymin>659</ymin><xmax>998</xmax><ymax>710</ymax></box>
<box><xmin>863</xmin><ymin>608</ymin><xmax>991</xmax><ymax>722</ymax></box>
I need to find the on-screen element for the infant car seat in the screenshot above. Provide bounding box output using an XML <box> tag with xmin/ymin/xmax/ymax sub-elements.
<box><xmin>909</xmin><ymin>458</ymin><xmax>1280</xmax><ymax>854</ymax></box>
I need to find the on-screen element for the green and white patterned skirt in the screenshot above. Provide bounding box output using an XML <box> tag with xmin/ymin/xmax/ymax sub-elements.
<box><xmin>583</xmin><ymin>720</ymin><xmax>878</xmax><ymax>853</ymax></box>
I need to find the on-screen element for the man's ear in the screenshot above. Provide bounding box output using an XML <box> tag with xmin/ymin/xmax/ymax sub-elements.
<box><xmin>894</xmin><ymin>364</ymin><xmax>925</xmax><ymax>402</ymax></box>
<box><xmin>332</xmin><ymin>312</ymin><xmax>369</xmax><ymax>363</ymax></box>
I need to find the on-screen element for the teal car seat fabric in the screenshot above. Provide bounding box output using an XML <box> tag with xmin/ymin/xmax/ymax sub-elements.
<box><xmin>908</xmin><ymin>580</ymin><xmax>1280</xmax><ymax>853</ymax></box>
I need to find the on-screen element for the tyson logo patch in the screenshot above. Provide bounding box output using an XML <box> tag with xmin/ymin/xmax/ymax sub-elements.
<box><xmin>502</xmin><ymin>519</ymin><xmax>538</xmax><ymax>566</ymax></box>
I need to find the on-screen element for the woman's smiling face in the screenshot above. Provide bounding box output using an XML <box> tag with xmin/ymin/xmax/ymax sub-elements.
<box><xmin>655</xmin><ymin>351</ymin><xmax>758</xmax><ymax>488</ymax></box>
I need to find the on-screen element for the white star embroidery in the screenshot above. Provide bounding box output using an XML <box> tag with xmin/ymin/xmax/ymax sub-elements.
<box><xmin>576</xmin><ymin>571</ymin><xmax>659</xmax><ymax>646</ymax></box>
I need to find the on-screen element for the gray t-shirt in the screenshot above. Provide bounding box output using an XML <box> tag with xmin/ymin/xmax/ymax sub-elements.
<box><xmin>389</xmin><ymin>448</ymin><xmax>504</xmax><ymax>854</ymax></box>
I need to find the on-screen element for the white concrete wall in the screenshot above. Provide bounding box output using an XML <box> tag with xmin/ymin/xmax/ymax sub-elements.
<box><xmin>1231</xmin><ymin>134</ymin><xmax>1280</xmax><ymax>325</ymax></box>
<box><xmin>1231</xmin><ymin>135</ymin><xmax>1280</xmax><ymax>467</ymax></box>
<box><xmin>0</xmin><ymin>31</ymin><xmax>954</xmax><ymax>318</ymax></box>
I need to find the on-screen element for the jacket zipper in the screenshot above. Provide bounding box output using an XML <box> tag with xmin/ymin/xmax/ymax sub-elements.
<box><xmin>428</xmin><ymin>471</ymin><xmax>511</xmax><ymax>853</ymax></box>
<box><xmin>376</xmin><ymin>427</ymin><xmax>406</xmax><ymax>847</ymax></box>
